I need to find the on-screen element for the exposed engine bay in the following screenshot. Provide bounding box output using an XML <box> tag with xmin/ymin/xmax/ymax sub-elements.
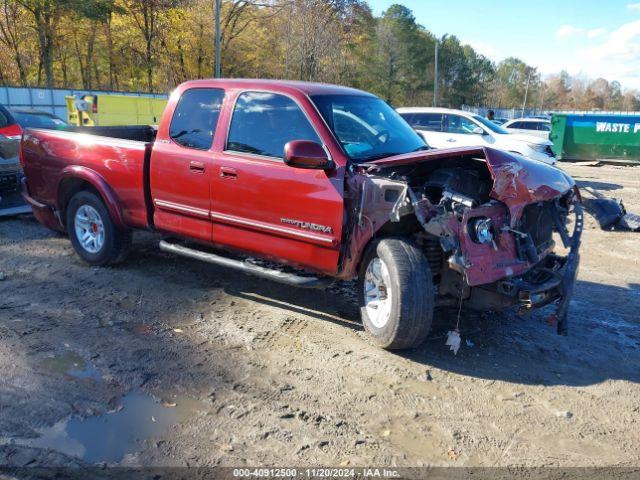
<box><xmin>341</xmin><ymin>148</ymin><xmax>583</xmax><ymax>335</ymax></box>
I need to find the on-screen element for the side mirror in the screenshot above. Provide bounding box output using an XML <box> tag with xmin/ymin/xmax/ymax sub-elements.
<box><xmin>472</xmin><ymin>126</ymin><xmax>485</xmax><ymax>135</ymax></box>
<box><xmin>284</xmin><ymin>140</ymin><xmax>332</xmax><ymax>170</ymax></box>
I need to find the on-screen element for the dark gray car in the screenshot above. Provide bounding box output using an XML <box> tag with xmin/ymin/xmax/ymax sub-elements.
<box><xmin>0</xmin><ymin>134</ymin><xmax>30</xmax><ymax>216</ymax></box>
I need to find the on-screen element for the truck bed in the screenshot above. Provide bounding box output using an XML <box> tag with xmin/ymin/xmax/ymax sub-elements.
<box><xmin>20</xmin><ymin>128</ymin><xmax>152</xmax><ymax>229</ymax></box>
<box><xmin>65</xmin><ymin>125</ymin><xmax>157</xmax><ymax>143</ymax></box>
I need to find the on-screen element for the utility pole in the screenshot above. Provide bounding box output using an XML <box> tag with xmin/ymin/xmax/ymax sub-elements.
<box><xmin>433</xmin><ymin>41</ymin><xmax>439</xmax><ymax>107</ymax></box>
<box><xmin>215</xmin><ymin>0</ymin><xmax>221</xmax><ymax>78</ymax></box>
<box><xmin>521</xmin><ymin>69</ymin><xmax>531</xmax><ymax>117</ymax></box>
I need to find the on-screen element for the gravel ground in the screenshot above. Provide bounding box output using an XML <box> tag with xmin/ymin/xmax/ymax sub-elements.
<box><xmin>0</xmin><ymin>162</ymin><xmax>639</xmax><ymax>468</ymax></box>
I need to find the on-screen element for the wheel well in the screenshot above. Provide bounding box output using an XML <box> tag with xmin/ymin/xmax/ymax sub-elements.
<box><xmin>357</xmin><ymin>216</ymin><xmax>444</xmax><ymax>278</ymax></box>
<box><xmin>58</xmin><ymin>178</ymin><xmax>100</xmax><ymax>228</ymax></box>
<box><xmin>354</xmin><ymin>216</ymin><xmax>423</xmax><ymax>274</ymax></box>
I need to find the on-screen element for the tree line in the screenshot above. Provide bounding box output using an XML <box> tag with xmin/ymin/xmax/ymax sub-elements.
<box><xmin>1</xmin><ymin>0</ymin><xmax>639</xmax><ymax>111</ymax></box>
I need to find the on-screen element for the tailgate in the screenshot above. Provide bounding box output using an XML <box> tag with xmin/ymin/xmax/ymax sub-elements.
<box><xmin>21</xmin><ymin>128</ymin><xmax>150</xmax><ymax>229</ymax></box>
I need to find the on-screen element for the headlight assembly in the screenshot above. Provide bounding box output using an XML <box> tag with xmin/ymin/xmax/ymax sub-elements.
<box><xmin>468</xmin><ymin>217</ymin><xmax>495</xmax><ymax>245</ymax></box>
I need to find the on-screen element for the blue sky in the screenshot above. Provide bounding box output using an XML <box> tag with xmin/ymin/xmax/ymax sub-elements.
<box><xmin>367</xmin><ymin>0</ymin><xmax>640</xmax><ymax>90</ymax></box>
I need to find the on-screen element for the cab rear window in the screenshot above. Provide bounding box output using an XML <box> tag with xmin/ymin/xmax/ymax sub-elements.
<box><xmin>169</xmin><ymin>88</ymin><xmax>225</xmax><ymax>150</ymax></box>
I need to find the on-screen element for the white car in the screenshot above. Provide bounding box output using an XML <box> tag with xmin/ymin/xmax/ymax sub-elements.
<box><xmin>502</xmin><ymin>118</ymin><xmax>551</xmax><ymax>139</ymax></box>
<box><xmin>397</xmin><ymin>108</ymin><xmax>556</xmax><ymax>165</ymax></box>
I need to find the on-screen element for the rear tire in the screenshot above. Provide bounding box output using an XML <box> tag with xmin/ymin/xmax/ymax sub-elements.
<box><xmin>358</xmin><ymin>237</ymin><xmax>434</xmax><ymax>350</ymax></box>
<box><xmin>66</xmin><ymin>190</ymin><xmax>131</xmax><ymax>266</ymax></box>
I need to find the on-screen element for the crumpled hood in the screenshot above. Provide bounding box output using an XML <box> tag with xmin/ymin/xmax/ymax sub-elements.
<box><xmin>364</xmin><ymin>146</ymin><xmax>575</xmax><ymax>226</ymax></box>
<box><xmin>483</xmin><ymin>148</ymin><xmax>574</xmax><ymax>225</ymax></box>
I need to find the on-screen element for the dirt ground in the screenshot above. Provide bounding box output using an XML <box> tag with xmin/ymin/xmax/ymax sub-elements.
<box><xmin>0</xmin><ymin>162</ymin><xmax>639</xmax><ymax>469</ymax></box>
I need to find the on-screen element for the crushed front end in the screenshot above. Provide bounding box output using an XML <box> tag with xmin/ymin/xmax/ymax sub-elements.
<box><xmin>421</xmin><ymin>188</ymin><xmax>583</xmax><ymax>335</ymax></box>
<box><xmin>343</xmin><ymin>147</ymin><xmax>583</xmax><ymax>335</ymax></box>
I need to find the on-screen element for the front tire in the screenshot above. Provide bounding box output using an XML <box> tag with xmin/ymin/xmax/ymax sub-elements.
<box><xmin>66</xmin><ymin>190</ymin><xmax>131</xmax><ymax>266</ymax></box>
<box><xmin>358</xmin><ymin>238</ymin><xmax>434</xmax><ymax>350</ymax></box>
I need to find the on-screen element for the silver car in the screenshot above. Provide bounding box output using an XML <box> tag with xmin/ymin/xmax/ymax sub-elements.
<box><xmin>502</xmin><ymin>118</ymin><xmax>551</xmax><ymax>139</ymax></box>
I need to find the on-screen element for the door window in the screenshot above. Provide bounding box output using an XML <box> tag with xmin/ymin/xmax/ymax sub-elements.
<box><xmin>446</xmin><ymin>115</ymin><xmax>480</xmax><ymax>134</ymax></box>
<box><xmin>169</xmin><ymin>88</ymin><xmax>225</xmax><ymax>150</ymax></box>
<box><xmin>410</xmin><ymin>113</ymin><xmax>444</xmax><ymax>132</ymax></box>
<box><xmin>227</xmin><ymin>91</ymin><xmax>320</xmax><ymax>159</ymax></box>
<box><xmin>0</xmin><ymin>110</ymin><xmax>9</xmax><ymax>128</ymax></box>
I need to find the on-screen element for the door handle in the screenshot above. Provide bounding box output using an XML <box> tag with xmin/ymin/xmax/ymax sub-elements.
<box><xmin>189</xmin><ymin>161</ymin><xmax>205</xmax><ymax>173</ymax></box>
<box><xmin>446</xmin><ymin>138</ymin><xmax>456</xmax><ymax>142</ymax></box>
<box><xmin>220</xmin><ymin>166</ymin><xmax>237</xmax><ymax>179</ymax></box>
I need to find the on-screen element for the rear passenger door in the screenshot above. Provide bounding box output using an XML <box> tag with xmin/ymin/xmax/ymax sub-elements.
<box><xmin>150</xmin><ymin>88</ymin><xmax>224</xmax><ymax>242</ymax></box>
<box><xmin>211</xmin><ymin>91</ymin><xmax>344</xmax><ymax>275</ymax></box>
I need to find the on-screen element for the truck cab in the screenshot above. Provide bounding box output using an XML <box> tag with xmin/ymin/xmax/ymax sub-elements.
<box><xmin>148</xmin><ymin>82</ymin><xmax>353</xmax><ymax>274</ymax></box>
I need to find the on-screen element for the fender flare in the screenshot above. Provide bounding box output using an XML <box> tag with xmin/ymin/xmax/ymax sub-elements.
<box><xmin>58</xmin><ymin>165</ymin><xmax>126</xmax><ymax>229</ymax></box>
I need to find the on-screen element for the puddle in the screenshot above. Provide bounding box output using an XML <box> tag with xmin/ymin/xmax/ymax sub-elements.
<box><xmin>39</xmin><ymin>351</ymin><xmax>102</xmax><ymax>381</ymax></box>
<box><xmin>4</xmin><ymin>390</ymin><xmax>202</xmax><ymax>464</ymax></box>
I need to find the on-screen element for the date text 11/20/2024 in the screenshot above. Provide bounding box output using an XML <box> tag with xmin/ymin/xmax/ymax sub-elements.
<box><xmin>232</xmin><ymin>468</ymin><xmax>401</xmax><ymax>478</ymax></box>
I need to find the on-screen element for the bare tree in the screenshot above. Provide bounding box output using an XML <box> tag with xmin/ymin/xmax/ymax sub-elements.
<box><xmin>124</xmin><ymin>0</ymin><xmax>183</xmax><ymax>91</ymax></box>
<box><xmin>16</xmin><ymin>0</ymin><xmax>70</xmax><ymax>87</ymax></box>
<box><xmin>0</xmin><ymin>0</ymin><xmax>29</xmax><ymax>85</ymax></box>
<box><xmin>218</xmin><ymin>0</ymin><xmax>284</xmax><ymax>75</ymax></box>
<box><xmin>279</xmin><ymin>0</ymin><xmax>347</xmax><ymax>82</ymax></box>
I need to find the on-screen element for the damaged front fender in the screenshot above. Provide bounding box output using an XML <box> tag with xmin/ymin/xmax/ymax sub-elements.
<box><xmin>337</xmin><ymin>146</ymin><xmax>582</xmax><ymax>335</ymax></box>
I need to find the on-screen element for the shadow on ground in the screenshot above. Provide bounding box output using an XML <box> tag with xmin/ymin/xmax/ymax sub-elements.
<box><xmin>3</xmin><ymin>218</ymin><xmax>639</xmax><ymax>404</ymax></box>
<box><xmin>167</xmin><ymin>236</ymin><xmax>640</xmax><ymax>388</ymax></box>
<box><xmin>573</xmin><ymin>179</ymin><xmax>624</xmax><ymax>193</ymax></box>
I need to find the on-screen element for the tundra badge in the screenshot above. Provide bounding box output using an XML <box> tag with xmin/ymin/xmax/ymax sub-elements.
<box><xmin>281</xmin><ymin>218</ymin><xmax>333</xmax><ymax>234</ymax></box>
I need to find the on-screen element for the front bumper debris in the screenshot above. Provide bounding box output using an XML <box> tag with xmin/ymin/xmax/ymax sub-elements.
<box><xmin>496</xmin><ymin>203</ymin><xmax>583</xmax><ymax>335</ymax></box>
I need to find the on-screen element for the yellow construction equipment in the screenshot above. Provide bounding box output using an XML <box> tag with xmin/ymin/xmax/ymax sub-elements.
<box><xmin>65</xmin><ymin>94</ymin><xmax>167</xmax><ymax>127</ymax></box>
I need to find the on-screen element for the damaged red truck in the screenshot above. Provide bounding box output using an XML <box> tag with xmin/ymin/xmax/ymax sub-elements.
<box><xmin>19</xmin><ymin>79</ymin><xmax>583</xmax><ymax>349</ymax></box>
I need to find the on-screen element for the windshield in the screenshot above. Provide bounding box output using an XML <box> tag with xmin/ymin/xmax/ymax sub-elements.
<box><xmin>12</xmin><ymin>112</ymin><xmax>68</xmax><ymax>130</ymax></box>
<box><xmin>311</xmin><ymin>95</ymin><xmax>428</xmax><ymax>162</ymax></box>
<box><xmin>472</xmin><ymin>115</ymin><xmax>509</xmax><ymax>134</ymax></box>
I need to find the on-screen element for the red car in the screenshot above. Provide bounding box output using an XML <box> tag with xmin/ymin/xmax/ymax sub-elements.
<box><xmin>19</xmin><ymin>79</ymin><xmax>583</xmax><ymax>349</ymax></box>
<box><xmin>0</xmin><ymin>104</ymin><xmax>22</xmax><ymax>139</ymax></box>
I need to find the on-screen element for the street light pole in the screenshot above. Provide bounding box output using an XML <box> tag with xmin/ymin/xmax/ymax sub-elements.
<box><xmin>215</xmin><ymin>0</ymin><xmax>221</xmax><ymax>78</ymax></box>
<box><xmin>433</xmin><ymin>41</ymin><xmax>439</xmax><ymax>107</ymax></box>
<box><xmin>521</xmin><ymin>69</ymin><xmax>531</xmax><ymax>117</ymax></box>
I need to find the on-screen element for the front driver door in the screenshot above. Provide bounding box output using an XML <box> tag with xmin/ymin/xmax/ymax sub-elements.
<box><xmin>210</xmin><ymin>91</ymin><xmax>344</xmax><ymax>275</ymax></box>
<box><xmin>444</xmin><ymin>114</ymin><xmax>488</xmax><ymax>147</ymax></box>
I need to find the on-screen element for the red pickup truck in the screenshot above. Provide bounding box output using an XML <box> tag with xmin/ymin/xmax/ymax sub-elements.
<box><xmin>20</xmin><ymin>79</ymin><xmax>582</xmax><ymax>349</ymax></box>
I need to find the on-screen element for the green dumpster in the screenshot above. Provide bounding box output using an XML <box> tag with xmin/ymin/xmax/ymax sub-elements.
<box><xmin>550</xmin><ymin>112</ymin><xmax>640</xmax><ymax>164</ymax></box>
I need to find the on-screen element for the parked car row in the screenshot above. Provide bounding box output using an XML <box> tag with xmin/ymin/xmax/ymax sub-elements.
<box><xmin>502</xmin><ymin>118</ymin><xmax>551</xmax><ymax>139</ymax></box>
<box><xmin>397</xmin><ymin>107</ymin><xmax>556</xmax><ymax>165</ymax></box>
<box><xmin>0</xmin><ymin>104</ymin><xmax>69</xmax><ymax>139</ymax></box>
